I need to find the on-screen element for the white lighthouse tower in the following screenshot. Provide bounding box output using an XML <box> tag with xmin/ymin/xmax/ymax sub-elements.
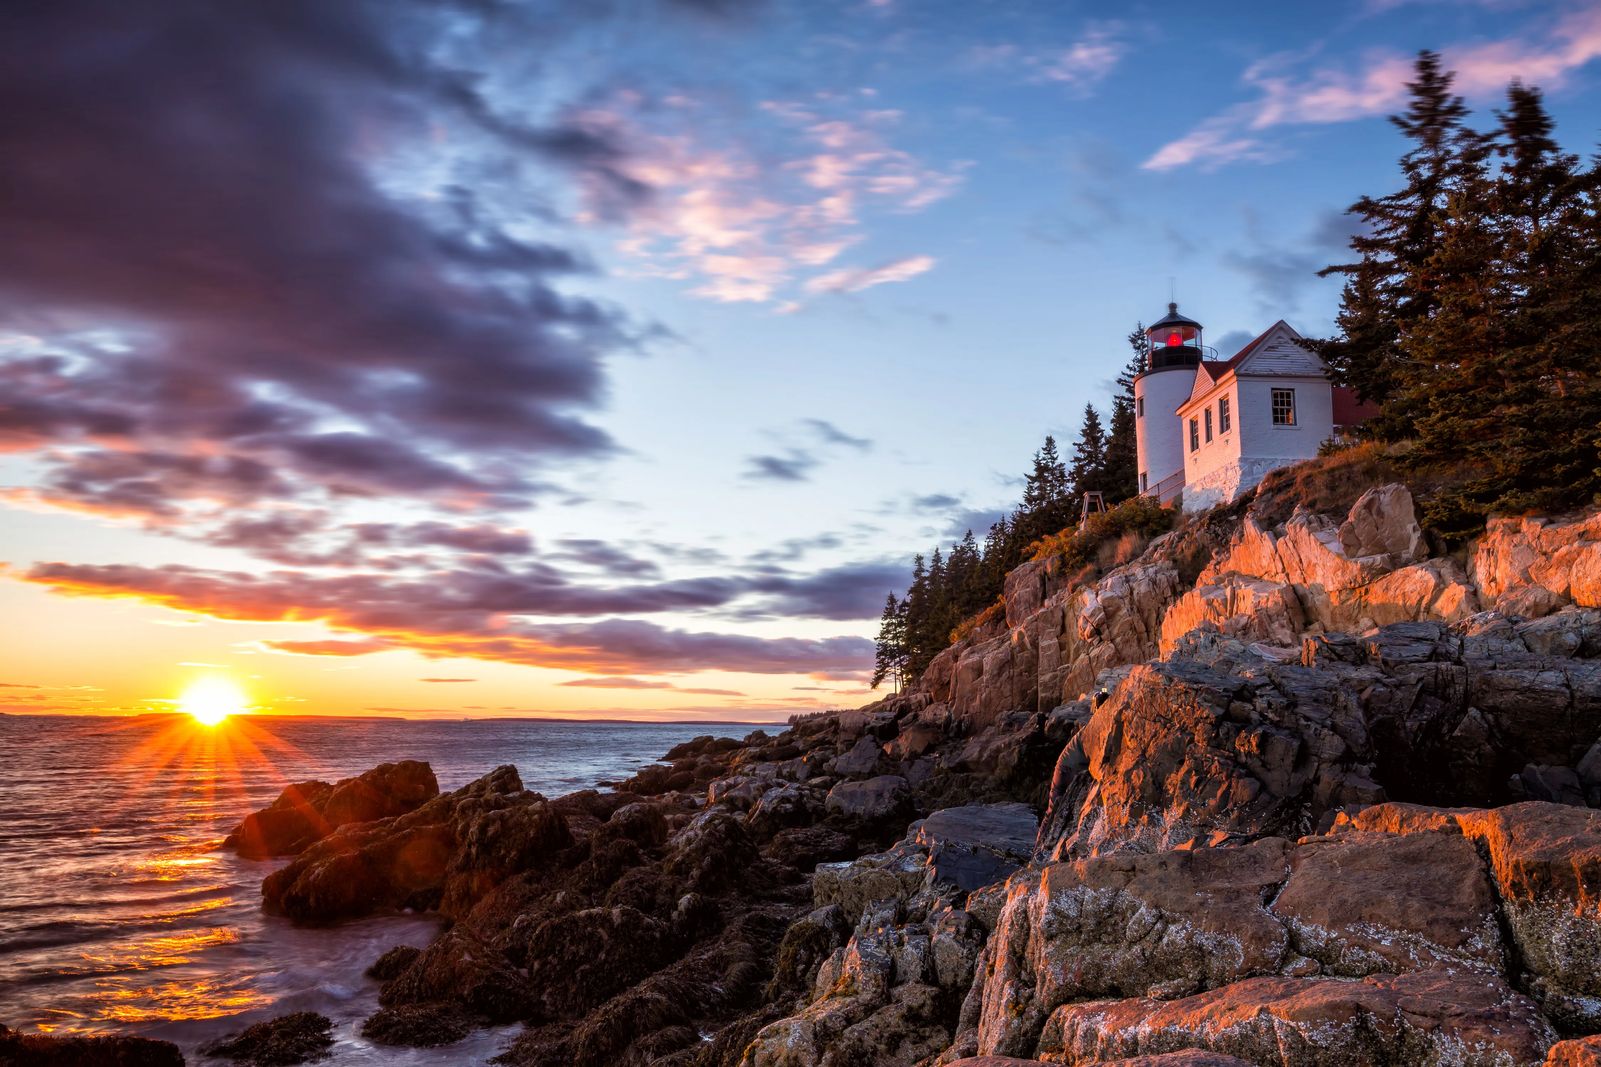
<box><xmin>1133</xmin><ymin>302</ymin><xmax>1205</xmax><ymax>503</ymax></box>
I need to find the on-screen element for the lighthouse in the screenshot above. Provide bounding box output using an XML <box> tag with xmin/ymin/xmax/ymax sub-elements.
<box><xmin>1133</xmin><ymin>302</ymin><xmax>1204</xmax><ymax>503</ymax></box>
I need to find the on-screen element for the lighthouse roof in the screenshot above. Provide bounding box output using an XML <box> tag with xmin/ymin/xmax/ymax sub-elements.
<box><xmin>1148</xmin><ymin>302</ymin><xmax>1202</xmax><ymax>332</ymax></box>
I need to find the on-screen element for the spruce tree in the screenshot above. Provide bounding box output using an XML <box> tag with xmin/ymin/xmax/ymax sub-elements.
<box><xmin>870</xmin><ymin>593</ymin><xmax>907</xmax><ymax>691</ymax></box>
<box><xmin>1101</xmin><ymin>326</ymin><xmax>1145</xmax><ymax>503</ymax></box>
<box><xmin>1315</xmin><ymin>51</ymin><xmax>1480</xmax><ymax>438</ymax></box>
<box><xmin>1068</xmin><ymin>404</ymin><xmax>1108</xmax><ymax>504</ymax></box>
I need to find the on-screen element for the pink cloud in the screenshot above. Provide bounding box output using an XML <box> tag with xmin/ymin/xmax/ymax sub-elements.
<box><xmin>1034</xmin><ymin>24</ymin><xmax>1129</xmax><ymax>93</ymax></box>
<box><xmin>575</xmin><ymin>93</ymin><xmax>963</xmax><ymax>304</ymax></box>
<box><xmin>803</xmin><ymin>255</ymin><xmax>937</xmax><ymax>295</ymax></box>
<box><xmin>1145</xmin><ymin>7</ymin><xmax>1601</xmax><ymax>172</ymax></box>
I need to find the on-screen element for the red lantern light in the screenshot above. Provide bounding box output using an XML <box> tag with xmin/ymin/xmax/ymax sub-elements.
<box><xmin>1166</xmin><ymin>332</ymin><xmax>1181</xmax><ymax>346</ymax></box>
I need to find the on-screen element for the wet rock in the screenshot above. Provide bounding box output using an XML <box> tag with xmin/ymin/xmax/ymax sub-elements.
<box><xmin>440</xmin><ymin>798</ymin><xmax>572</xmax><ymax>918</ymax></box>
<box><xmin>366</xmin><ymin>944</ymin><xmax>421</xmax><ymax>981</ymax></box>
<box><xmin>0</xmin><ymin>1025</ymin><xmax>184</xmax><ymax>1067</ymax></box>
<box><xmin>1036</xmin><ymin>971</ymin><xmax>1554</xmax><ymax>1066</ymax></box>
<box><xmin>225</xmin><ymin>760</ymin><xmax>438</xmax><ymax>859</ymax></box>
<box><xmin>262</xmin><ymin>765</ymin><xmax>537</xmax><ymax>924</ymax></box>
<box><xmin>201</xmin><ymin>1012</ymin><xmax>334</xmax><ymax>1065</ymax></box>
<box><xmin>765</xmin><ymin>825</ymin><xmax>856</xmax><ymax>870</ymax></box>
<box><xmin>517</xmin><ymin>905</ymin><xmax>676</xmax><ymax>1019</ymax></box>
<box><xmin>359</xmin><ymin>1003</ymin><xmax>471</xmax><ymax>1047</ymax></box>
<box><xmin>380</xmin><ymin>925</ymin><xmax>534</xmax><ymax>1022</ymax></box>
<box><xmin>825</xmin><ymin>775</ymin><xmax>912</xmax><ymax>824</ymax></box>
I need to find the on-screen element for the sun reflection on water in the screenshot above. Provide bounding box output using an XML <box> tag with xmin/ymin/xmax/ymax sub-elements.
<box><xmin>17</xmin><ymin>714</ymin><xmax>338</xmax><ymax>1034</ymax></box>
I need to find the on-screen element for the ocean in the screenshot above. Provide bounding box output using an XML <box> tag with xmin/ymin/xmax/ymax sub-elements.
<box><xmin>0</xmin><ymin>713</ymin><xmax>745</xmax><ymax>1063</ymax></box>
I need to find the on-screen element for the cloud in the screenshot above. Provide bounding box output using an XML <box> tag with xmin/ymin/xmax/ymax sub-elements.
<box><xmin>1223</xmin><ymin>207</ymin><xmax>1363</xmax><ymax>315</ymax></box>
<box><xmin>1213</xmin><ymin>330</ymin><xmax>1259</xmax><ymax>359</ymax></box>
<box><xmin>1034</xmin><ymin>23</ymin><xmax>1129</xmax><ymax>94</ymax></box>
<box><xmin>0</xmin><ymin>0</ymin><xmax>661</xmax><ymax>543</ymax></box>
<box><xmin>804</xmin><ymin>419</ymin><xmax>873</xmax><ymax>452</ymax></box>
<box><xmin>742</xmin><ymin>450</ymin><xmax>820</xmax><ymax>483</ymax></box>
<box><xmin>263</xmin><ymin>638</ymin><xmax>397</xmax><ymax>657</ymax></box>
<box><xmin>559</xmin><ymin>677</ymin><xmax>676</xmax><ymax>689</ymax></box>
<box><xmin>583</xmin><ymin>94</ymin><xmax>961</xmax><ymax>304</ymax></box>
<box><xmin>803</xmin><ymin>255</ymin><xmax>936</xmax><ymax>295</ymax></box>
<box><xmin>420</xmin><ymin>677</ymin><xmax>476</xmax><ymax>683</ymax></box>
<box><xmin>1145</xmin><ymin>8</ymin><xmax>1601</xmax><ymax>171</ymax></box>
<box><xmin>550</xmin><ymin>539</ymin><xmax>662</xmax><ymax>577</ymax></box>
<box><xmin>24</xmin><ymin>558</ymin><xmax>886</xmax><ymax>671</ymax></box>
<box><xmin>557</xmin><ymin>676</ymin><xmax>745</xmax><ymax>696</ymax></box>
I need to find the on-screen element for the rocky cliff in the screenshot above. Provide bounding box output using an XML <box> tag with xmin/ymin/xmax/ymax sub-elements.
<box><xmin>54</xmin><ymin>475</ymin><xmax>1601</xmax><ymax>1067</ymax></box>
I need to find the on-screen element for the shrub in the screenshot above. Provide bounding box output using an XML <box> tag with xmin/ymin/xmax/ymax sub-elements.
<box><xmin>949</xmin><ymin>596</ymin><xmax>1004</xmax><ymax>646</ymax></box>
<box><xmin>1025</xmin><ymin>495</ymin><xmax>1177</xmax><ymax>573</ymax></box>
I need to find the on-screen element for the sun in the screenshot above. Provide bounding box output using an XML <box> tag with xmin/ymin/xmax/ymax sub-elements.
<box><xmin>178</xmin><ymin>676</ymin><xmax>249</xmax><ymax>726</ymax></box>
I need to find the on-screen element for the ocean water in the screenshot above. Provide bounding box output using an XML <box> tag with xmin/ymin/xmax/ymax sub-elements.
<box><xmin>0</xmin><ymin>714</ymin><xmax>745</xmax><ymax>1063</ymax></box>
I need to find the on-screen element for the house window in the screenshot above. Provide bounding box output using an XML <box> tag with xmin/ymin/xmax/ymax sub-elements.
<box><xmin>1219</xmin><ymin>396</ymin><xmax>1231</xmax><ymax>434</ymax></box>
<box><xmin>1204</xmin><ymin>407</ymin><xmax>1213</xmax><ymax>443</ymax></box>
<box><xmin>1188</xmin><ymin>417</ymin><xmax>1199</xmax><ymax>452</ymax></box>
<box><xmin>1271</xmin><ymin>388</ymin><xmax>1296</xmax><ymax>426</ymax></box>
<box><xmin>1136</xmin><ymin>397</ymin><xmax>1144</xmax><ymax>418</ymax></box>
<box><xmin>1139</xmin><ymin>471</ymin><xmax>1147</xmax><ymax>492</ymax></box>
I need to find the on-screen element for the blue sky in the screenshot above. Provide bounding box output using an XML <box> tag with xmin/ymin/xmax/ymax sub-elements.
<box><xmin>1</xmin><ymin>0</ymin><xmax>1598</xmax><ymax>720</ymax></box>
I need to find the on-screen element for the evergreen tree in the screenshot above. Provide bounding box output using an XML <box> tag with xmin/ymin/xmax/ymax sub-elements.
<box><xmin>1101</xmin><ymin>327</ymin><xmax>1145</xmax><ymax>503</ymax></box>
<box><xmin>1015</xmin><ymin>435</ymin><xmax>1073</xmax><ymax>548</ymax></box>
<box><xmin>870</xmin><ymin>593</ymin><xmax>907</xmax><ymax>691</ymax></box>
<box><xmin>1068</xmin><ymin>404</ymin><xmax>1108</xmax><ymax>503</ymax></box>
<box><xmin>1314</xmin><ymin>51</ymin><xmax>1482</xmax><ymax>438</ymax></box>
<box><xmin>1419</xmin><ymin>83</ymin><xmax>1601</xmax><ymax>525</ymax></box>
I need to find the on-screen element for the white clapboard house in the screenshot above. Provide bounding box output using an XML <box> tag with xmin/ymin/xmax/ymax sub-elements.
<box><xmin>1132</xmin><ymin>304</ymin><xmax>1374</xmax><ymax>512</ymax></box>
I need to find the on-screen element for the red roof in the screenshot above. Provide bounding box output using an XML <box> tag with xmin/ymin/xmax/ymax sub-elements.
<box><xmin>1332</xmin><ymin>385</ymin><xmax>1380</xmax><ymax>428</ymax></box>
<box><xmin>1197</xmin><ymin>360</ymin><xmax>1230</xmax><ymax>381</ymax></box>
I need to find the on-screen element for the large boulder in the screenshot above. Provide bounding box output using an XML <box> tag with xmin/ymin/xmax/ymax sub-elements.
<box><xmin>826</xmin><ymin>776</ymin><xmax>913</xmax><ymax>825</ymax></box>
<box><xmin>974</xmin><ymin>827</ymin><xmax>1504</xmax><ymax>1058</ymax></box>
<box><xmin>815</xmin><ymin>803</ymin><xmax>1039</xmax><ymax>924</ymax></box>
<box><xmin>262</xmin><ymin>764</ymin><xmax>537</xmax><ymax>924</ymax></box>
<box><xmin>225</xmin><ymin>760</ymin><xmax>438</xmax><ymax>858</ymax></box>
<box><xmin>1339</xmin><ymin>801</ymin><xmax>1601</xmax><ymax>1029</ymax></box>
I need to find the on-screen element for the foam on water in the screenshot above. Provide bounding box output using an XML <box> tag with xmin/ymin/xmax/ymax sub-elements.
<box><xmin>0</xmin><ymin>714</ymin><xmax>739</xmax><ymax>1063</ymax></box>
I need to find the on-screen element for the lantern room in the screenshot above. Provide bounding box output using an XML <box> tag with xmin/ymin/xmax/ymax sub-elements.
<box><xmin>1144</xmin><ymin>302</ymin><xmax>1204</xmax><ymax>372</ymax></box>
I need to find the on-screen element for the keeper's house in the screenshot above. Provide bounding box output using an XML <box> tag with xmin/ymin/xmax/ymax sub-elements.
<box><xmin>1133</xmin><ymin>304</ymin><xmax>1376</xmax><ymax>513</ymax></box>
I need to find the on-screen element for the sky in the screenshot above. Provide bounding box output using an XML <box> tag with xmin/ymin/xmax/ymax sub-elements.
<box><xmin>2</xmin><ymin>0</ymin><xmax>1599</xmax><ymax>722</ymax></box>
